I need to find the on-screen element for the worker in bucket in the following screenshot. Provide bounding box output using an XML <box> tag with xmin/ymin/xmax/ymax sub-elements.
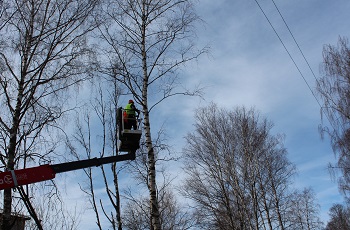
<box><xmin>124</xmin><ymin>99</ymin><xmax>140</xmax><ymax>130</ymax></box>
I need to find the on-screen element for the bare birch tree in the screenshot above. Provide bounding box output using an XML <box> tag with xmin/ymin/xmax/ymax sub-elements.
<box><xmin>182</xmin><ymin>104</ymin><xmax>298</xmax><ymax>230</ymax></box>
<box><xmin>287</xmin><ymin>188</ymin><xmax>323</xmax><ymax>230</ymax></box>
<box><xmin>317</xmin><ymin>36</ymin><xmax>350</xmax><ymax>198</ymax></box>
<box><xmin>325</xmin><ymin>203</ymin><xmax>350</xmax><ymax>230</ymax></box>
<box><xmin>122</xmin><ymin>167</ymin><xmax>196</xmax><ymax>230</ymax></box>
<box><xmin>96</xmin><ymin>0</ymin><xmax>207</xmax><ymax>229</ymax></box>
<box><xmin>0</xmin><ymin>0</ymin><xmax>98</xmax><ymax>229</ymax></box>
<box><xmin>65</xmin><ymin>78</ymin><xmax>126</xmax><ymax>230</ymax></box>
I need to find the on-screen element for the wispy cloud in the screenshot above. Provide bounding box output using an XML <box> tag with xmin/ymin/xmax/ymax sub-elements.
<box><xmin>57</xmin><ymin>0</ymin><xmax>350</xmax><ymax>227</ymax></box>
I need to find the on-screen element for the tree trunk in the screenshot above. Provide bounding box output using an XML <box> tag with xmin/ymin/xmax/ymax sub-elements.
<box><xmin>142</xmin><ymin>106</ymin><xmax>161</xmax><ymax>230</ymax></box>
<box><xmin>141</xmin><ymin>2</ymin><xmax>160</xmax><ymax>228</ymax></box>
<box><xmin>2</xmin><ymin>148</ymin><xmax>15</xmax><ymax>229</ymax></box>
<box><xmin>113</xmin><ymin>163</ymin><xmax>122</xmax><ymax>230</ymax></box>
<box><xmin>141</xmin><ymin>41</ymin><xmax>161</xmax><ymax>230</ymax></box>
<box><xmin>271</xmin><ymin>180</ymin><xmax>285</xmax><ymax>230</ymax></box>
<box><xmin>2</xmin><ymin>77</ymin><xmax>23</xmax><ymax>229</ymax></box>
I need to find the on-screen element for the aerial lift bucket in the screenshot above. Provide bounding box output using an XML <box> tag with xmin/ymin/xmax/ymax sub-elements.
<box><xmin>117</xmin><ymin>107</ymin><xmax>142</xmax><ymax>154</ymax></box>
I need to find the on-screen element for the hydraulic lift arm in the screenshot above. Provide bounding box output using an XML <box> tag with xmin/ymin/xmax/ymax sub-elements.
<box><xmin>0</xmin><ymin>153</ymin><xmax>135</xmax><ymax>190</ymax></box>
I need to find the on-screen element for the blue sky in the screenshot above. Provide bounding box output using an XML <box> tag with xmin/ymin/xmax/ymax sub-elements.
<box><xmin>60</xmin><ymin>0</ymin><xmax>350</xmax><ymax>228</ymax></box>
<box><xmin>155</xmin><ymin>0</ymin><xmax>350</xmax><ymax>223</ymax></box>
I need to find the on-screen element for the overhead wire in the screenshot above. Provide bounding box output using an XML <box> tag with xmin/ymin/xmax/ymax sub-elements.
<box><xmin>269</xmin><ymin>0</ymin><xmax>341</xmax><ymax>136</ymax></box>
<box><xmin>270</xmin><ymin>0</ymin><xmax>324</xmax><ymax>109</ymax></box>
<box><xmin>253</xmin><ymin>0</ymin><xmax>323</xmax><ymax>109</ymax></box>
<box><xmin>253</xmin><ymin>0</ymin><xmax>350</xmax><ymax>183</ymax></box>
<box><xmin>253</xmin><ymin>0</ymin><xmax>341</xmax><ymax>134</ymax></box>
<box><xmin>254</xmin><ymin>0</ymin><xmax>347</xmax><ymax>157</ymax></box>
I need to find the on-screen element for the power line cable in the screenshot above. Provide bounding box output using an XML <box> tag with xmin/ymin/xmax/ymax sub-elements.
<box><xmin>270</xmin><ymin>0</ymin><xmax>323</xmax><ymax>108</ymax></box>
<box><xmin>269</xmin><ymin>0</ymin><xmax>337</xmax><ymax>130</ymax></box>
<box><xmin>254</xmin><ymin>0</ymin><xmax>344</xmax><ymax>151</ymax></box>
<box><xmin>252</xmin><ymin>0</ymin><xmax>350</xmax><ymax>178</ymax></box>
<box><xmin>253</xmin><ymin>0</ymin><xmax>323</xmax><ymax>109</ymax></box>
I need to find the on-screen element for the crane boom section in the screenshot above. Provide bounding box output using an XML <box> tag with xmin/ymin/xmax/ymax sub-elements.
<box><xmin>0</xmin><ymin>153</ymin><xmax>135</xmax><ymax>190</ymax></box>
<box><xmin>0</xmin><ymin>165</ymin><xmax>55</xmax><ymax>190</ymax></box>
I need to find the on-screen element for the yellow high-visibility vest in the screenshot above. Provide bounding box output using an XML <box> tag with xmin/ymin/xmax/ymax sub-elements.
<box><xmin>125</xmin><ymin>103</ymin><xmax>136</xmax><ymax>115</ymax></box>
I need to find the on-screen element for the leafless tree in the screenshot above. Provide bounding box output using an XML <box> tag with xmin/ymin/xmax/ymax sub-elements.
<box><xmin>96</xmin><ymin>0</ymin><xmax>207</xmax><ymax>229</ymax></box>
<box><xmin>0</xmin><ymin>0</ymin><xmax>98</xmax><ymax>229</ymax></box>
<box><xmin>287</xmin><ymin>188</ymin><xmax>323</xmax><ymax>230</ymax></box>
<box><xmin>24</xmin><ymin>183</ymin><xmax>81</xmax><ymax>230</ymax></box>
<box><xmin>325</xmin><ymin>203</ymin><xmax>350</xmax><ymax>230</ymax></box>
<box><xmin>68</xmin><ymin>103</ymin><xmax>195</xmax><ymax>230</ymax></box>
<box><xmin>122</xmin><ymin>170</ymin><xmax>196</xmax><ymax>230</ymax></box>
<box><xmin>317</xmin><ymin>36</ymin><xmax>350</xmax><ymax>198</ymax></box>
<box><xmin>182</xmin><ymin>104</ymin><xmax>299</xmax><ymax>230</ymax></box>
<box><xmin>66</xmin><ymin>78</ymin><xmax>126</xmax><ymax>230</ymax></box>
